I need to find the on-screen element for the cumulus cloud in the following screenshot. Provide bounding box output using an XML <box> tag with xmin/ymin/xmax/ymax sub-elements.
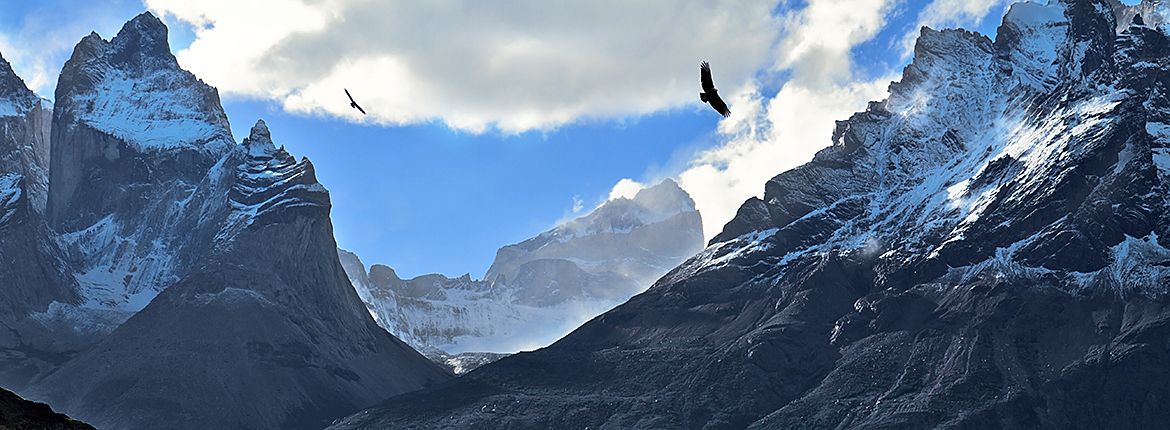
<box><xmin>147</xmin><ymin>0</ymin><xmax>781</xmax><ymax>133</ymax></box>
<box><xmin>607</xmin><ymin>178</ymin><xmax>647</xmax><ymax>201</ymax></box>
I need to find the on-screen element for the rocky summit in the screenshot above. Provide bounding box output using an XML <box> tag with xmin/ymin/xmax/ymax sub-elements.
<box><xmin>330</xmin><ymin>1</ymin><xmax>1170</xmax><ymax>429</ymax></box>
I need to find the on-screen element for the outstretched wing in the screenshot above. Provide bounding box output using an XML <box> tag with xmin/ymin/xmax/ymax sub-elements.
<box><xmin>707</xmin><ymin>92</ymin><xmax>731</xmax><ymax>118</ymax></box>
<box><xmin>700</xmin><ymin>61</ymin><xmax>716</xmax><ymax>93</ymax></box>
<box><xmin>345</xmin><ymin>89</ymin><xmax>367</xmax><ymax>115</ymax></box>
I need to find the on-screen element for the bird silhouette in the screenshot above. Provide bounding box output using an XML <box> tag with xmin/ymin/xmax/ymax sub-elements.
<box><xmin>700</xmin><ymin>61</ymin><xmax>730</xmax><ymax>118</ymax></box>
<box><xmin>345</xmin><ymin>89</ymin><xmax>367</xmax><ymax>115</ymax></box>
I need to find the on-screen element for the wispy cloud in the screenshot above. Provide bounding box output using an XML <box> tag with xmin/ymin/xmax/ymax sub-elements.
<box><xmin>571</xmin><ymin>195</ymin><xmax>584</xmax><ymax>214</ymax></box>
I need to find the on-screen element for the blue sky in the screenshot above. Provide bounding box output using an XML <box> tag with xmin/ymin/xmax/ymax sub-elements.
<box><xmin>0</xmin><ymin>0</ymin><xmax>1095</xmax><ymax>278</ymax></box>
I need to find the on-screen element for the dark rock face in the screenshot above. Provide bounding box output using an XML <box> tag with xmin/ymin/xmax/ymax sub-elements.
<box><xmin>45</xmin><ymin>12</ymin><xmax>236</xmax><ymax>329</ymax></box>
<box><xmin>0</xmin><ymin>387</ymin><xmax>93</xmax><ymax>430</ymax></box>
<box><xmin>0</xmin><ymin>53</ymin><xmax>51</xmax><ymax>212</ymax></box>
<box><xmin>330</xmin><ymin>1</ymin><xmax>1170</xmax><ymax>429</ymax></box>
<box><xmin>0</xmin><ymin>54</ymin><xmax>84</xmax><ymax>392</ymax></box>
<box><xmin>0</xmin><ymin>174</ymin><xmax>83</xmax><ymax>390</ymax></box>
<box><xmin>48</xmin><ymin>12</ymin><xmax>230</xmax><ymax>231</ymax></box>
<box><xmin>27</xmin><ymin>121</ymin><xmax>451</xmax><ymax>430</ymax></box>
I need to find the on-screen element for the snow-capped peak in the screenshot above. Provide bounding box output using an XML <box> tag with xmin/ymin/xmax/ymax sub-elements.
<box><xmin>242</xmin><ymin>119</ymin><xmax>277</xmax><ymax>157</ymax></box>
<box><xmin>692</xmin><ymin>0</ymin><xmax>1170</xmax><ymax>297</ymax></box>
<box><xmin>56</xmin><ymin>12</ymin><xmax>232</xmax><ymax>153</ymax></box>
<box><xmin>549</xmin><ymin>179</ymin><xmax>699</xmax><ymax>243</ymax></box>
<box><xmin>220</xmin><ymin>119</ymin><xmax>328</xmax><ymax>241</ymax></box>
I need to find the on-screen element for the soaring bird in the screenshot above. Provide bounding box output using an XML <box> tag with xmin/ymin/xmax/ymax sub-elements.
<box><xmin>345</xmin><ymin>89</ymin><xmax>367</xmax><ymax>115</ymax></box>
<box><xmin>699</xmin><ymin>61</ymin><xmax>730</xmax><ymax>118</ymax></box>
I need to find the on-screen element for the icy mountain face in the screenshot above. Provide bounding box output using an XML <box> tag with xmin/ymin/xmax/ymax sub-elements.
<box><xmin>0</xmin><ymin>52</ymin><xmax>37</xmax><ymax>118</ymax></box>
<box><xmin>43</xmin><ymin>13</ymin><xmax>237</xmax><ymax>330</ymax></box>
<box><xmin>341</xmin><ymin>179</ymin><xmax>704</xmax><ymax>356</ymax></box>
<box><xmin>332</xmin><ymin>1</ymin><xmax>1170</xmax><ymax>429</ymax></box>
<box><xmin>0</xmin><ymin>53</ymin><xmax>51</xmax><ymax>213</ymax></box>
<box><xmin>486</xmin><ymin>179</ymin><xmax>704</xmax><ymax>305</ymax></box>
<box><xmin>707</xmin><ymin>0</ymin><xmax>1165</xmax><ymax>295</ymax></box>
<box><xmin>29</xmin><ymin>120</ymin><xmax>451</xmax><ymax>430</ymax></box>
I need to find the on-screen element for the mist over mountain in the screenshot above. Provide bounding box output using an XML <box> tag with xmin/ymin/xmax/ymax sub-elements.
<box><xmin>340</xmin><ymin>179</ymin><xmax>704</xmax><ymax>369</ymax></box>
<box><xmin>330</xmin><ymin>1</ymin><xmax>1170</xmax><ymax>428</ymax></box>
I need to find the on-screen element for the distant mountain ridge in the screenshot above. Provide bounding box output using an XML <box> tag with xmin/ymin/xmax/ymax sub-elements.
<box><xmin>340</xmin><ymin>179</ymin><xmax>705</xmax><ymax>363</ymax></box>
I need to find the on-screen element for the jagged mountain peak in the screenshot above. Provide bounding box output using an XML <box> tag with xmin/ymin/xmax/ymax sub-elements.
<box><xmin>1114</xmin><ymin>0</ymin><xmax>1170</xmax><ymax>32</ymax></box>
<box><xmin>65</xmin><ymin>12</ymin><xmax>174</xmax><ymax>72</ymax></box>
<box><xmin>704</xmin><ymin>0</ymin><xmax>1170</xmax><ymax>294</ymax></box>
<box><xmin>97</xmin><ymin>12</ymin><xmax>175</xmax><ymax>73</ymax></box>
<box><xmin>242</xmin><ymin>119</ymin><xmax>276</xmax><ymax>156</ymax></box>
<box><xmin>538</xmin><ymin>179</ymin><xmax>700</xmax><ymax>247</ymax></box>
<box><xmin>221</xmin><ymin>121</ymin><xmax>328</xmax><ymax>243</ymax></box>
<box><xmin>0</xmin><ymin>52</ymin><xmax>37</xmax><ymax>117</ymax></box>
<box><xmin>54</xmin><ymin>11</ymin><xmax>231</xmax><ymax>153</ymax></box>
<box><xmin>626</xmin><ymin>178</ymin><xmax>696</xmax><ymax>214</ymax></box>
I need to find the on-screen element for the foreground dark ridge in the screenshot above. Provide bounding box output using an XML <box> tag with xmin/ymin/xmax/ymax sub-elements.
<box><xmin>330</xmin><ymin>0</ymin><xmax>1170</xmax><ymax>428</ymax></box>
<box><xmin>0</xmin><ymin>387</ymin><xmax>93</xmax><ymax>430</ymax></box>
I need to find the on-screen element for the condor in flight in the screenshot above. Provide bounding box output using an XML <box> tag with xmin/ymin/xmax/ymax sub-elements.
<box><xmin>345</xmin><ymin>89</ymin><xmax>367</xmax><ymax>115</ymax></box>
<box><xmin>699</xmin><ymin>61</ymin><xmax>730</xmax><ymax>118</ymax></box>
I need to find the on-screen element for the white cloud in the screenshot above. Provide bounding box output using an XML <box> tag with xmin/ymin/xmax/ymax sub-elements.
<box><xmin>147</xmin><ymin>0</ymin><xmax>782</xmax><ymax>133</ymax></box>
<box><xmin>607</xmin><ymin>178</ymin><xmax>647</xmax><ymax>201</ymax></box>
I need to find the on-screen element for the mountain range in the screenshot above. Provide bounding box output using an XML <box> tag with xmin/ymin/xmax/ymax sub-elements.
<box><xmin>328</xmin><ymin>0</ymin><xmax>1170</xmax><ymax>428</ymax></box>
<box><xmin>3</xmin><ymin>0</ymin><xmax>1170</xmax><ymax>429</ymax></box>
<box><xmin>339</xmin><ymin>179</ymin><xmax>704</xmax><ymax>366</ymax></box>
